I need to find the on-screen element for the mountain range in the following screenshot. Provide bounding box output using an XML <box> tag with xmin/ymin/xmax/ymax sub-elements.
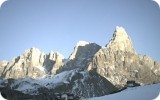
<box><xmin>0</xmin><ymin>26</ymin><xmax>160</xmax><ymax>99</ymax></box>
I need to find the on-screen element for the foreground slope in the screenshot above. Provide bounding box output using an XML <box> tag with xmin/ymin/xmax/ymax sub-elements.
<box><xmin>88</xmin><ymin>83</ymin><xmax>160</xmax><ymax>100</ymax></box>
<box><xmin>0</xmin><ymin>69</ymin><xmax>118</xmax><ymax>99</ymax></box>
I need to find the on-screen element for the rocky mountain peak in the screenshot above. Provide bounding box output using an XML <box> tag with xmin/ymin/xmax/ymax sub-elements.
<box><xmin>24</xmin><ymin>47</ymin><xmax>42</xmax><ymax>66</ymax></box>
<box><xmin>69</xmin><ymin>41</ymin><xmax>90</xmax><ymax>60</ymax></box>
<box><xmin>106</xmin><ymin>26</ymin><xmax>135</xmax><ymax>53</ymax></box>
<box><xmin>57</xmin><ymin>41</ymin><xmax>101</xmax><ymax>72</ymax></box>
<box><xmin>0</xmin><ymin>47</ymin><xmax>65</xmax><ymax>79</ymax></box>
<box><xmin>87</xmin><ymin>26</ymin><xmax>160</xmax><ymax>87</ymax></box>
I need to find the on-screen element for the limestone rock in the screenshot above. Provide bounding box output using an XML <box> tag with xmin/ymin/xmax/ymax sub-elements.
<box><xmin>0</xmin><ymin>61</ymin><xmax>8</xmax><ymax>77</ymax></box>
<box><xmin>106</xmin><ymin>26</ymin><xmax>135</xmax><ymax>53</ymax></box>
<box><xmin>88</xmin><ymin>27</ymin><xmax>160</xmax><ymax>87</ymax></box>
<box><xmin>0</xmin><ymin>48</ymin><xmax>64</xmax><ymax>79</ymax></box>
<box><xmin>50</xmin><ymin>52</ymin><xmax>64</xmax><ymax>75</ymax></box>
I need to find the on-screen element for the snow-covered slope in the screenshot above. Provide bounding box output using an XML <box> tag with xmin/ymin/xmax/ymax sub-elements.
<box><xmin>0</xmin><ymin>68</ymin><xmax>118</xmax><ymax>98</ymax></box>
<box><xmin>87</xmin><ymin>83</ymin><xmax>160</xmax><ymax>100</ymax></box>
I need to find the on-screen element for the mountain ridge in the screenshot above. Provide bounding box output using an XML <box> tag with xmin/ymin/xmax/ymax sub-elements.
<box><xmin>0</xmin><ymin>26</ymin><xmax>160</xmax><ymax>99</ymax></box>
<box><xmin>87</xmin><ymin>26</ymin><xmax>160</xmax><ymax>87</ymax></box>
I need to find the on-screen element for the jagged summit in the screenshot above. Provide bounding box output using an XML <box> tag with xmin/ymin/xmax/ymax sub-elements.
<box><xmin>69</xmin><ymin>41</ymin><xmax>90</xmax><ymax>60</ymax></box>
<box><xmin>59</xmin><ymin>41</ymin><xmax>101</xmax><ymax>71</ymax></box>
<box><xmin>0</xmin><ymin>47</ymin><xmax>64</xmax><ymax>79</ymax></box>
<box><xmin>106</xmin><ymin>26</ymin><xmax>135</xmax><ymax>53</ymax></box>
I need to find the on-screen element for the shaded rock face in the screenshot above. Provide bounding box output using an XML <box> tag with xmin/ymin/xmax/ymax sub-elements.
<box><xmin>57</xmin><ymin>41</ymin><xmax>101</xmax><ymax>72</ymax></box>
<box><xmin>87</xmin><ymin>27</ymin><xmax>160</xmax><ymax>87</ymax></box>
<box><xmin>51</xmin><ymin>70</ymin><xmax>118</xmax><ymax>98</ymax></box>
<box><xmin>0</xmin><ymin>48</ymin><xmax>64</xmax><ymax>79</ymax></box>
<box><xmin>44</xmin><ymin>51</ymin><xmax>64</xmax><ymax>75</ymax></box>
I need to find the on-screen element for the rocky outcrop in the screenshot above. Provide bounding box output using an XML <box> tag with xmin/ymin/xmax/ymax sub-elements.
<box><xmin>57</xmin><ymin>41</ymin><xmax>101</xmax><ymax>72</ymax></box>
<box><xmin>0</xmin><ymin>61</ymin><xmax>8</xmax><ymax>77</ymax></box>
<box><xmin>87</xmin><ymin>26</ymin><xmax>160</xmax><ymax>87</ymax></box>
<box><xmin>49</xmin><ymin>51</ymin><xmax>64</xmax><ymax>75</ymax></box>
<box><xmin>0</xmin><ymin>48</ymin><xmax>64</xmax><ymax>79</ymax></box>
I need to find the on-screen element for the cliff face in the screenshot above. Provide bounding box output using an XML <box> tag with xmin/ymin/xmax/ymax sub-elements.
<box><xmin>0</xmin><ymin>48</ymin><xmax>64</xmax><ymax>79</ymax></box>
<box><xmin>87</xmin><ymin>27</ymin><xmax>160</xmax><ymax>87</ymax></box>
<box><xmin>0</xmin><ymin>61</ymin><xmax>8</xmax><ymax>77</ymax></box>
<box><xmin>57</xmin><ymin>41</ymin><xmax>101</xmax><ymax>73</ymax></box>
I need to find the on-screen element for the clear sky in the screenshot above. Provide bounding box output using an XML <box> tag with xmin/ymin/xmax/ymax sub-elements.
<box><xmin>0</xmin><ymin>0</ymin><xmax>160</xmax><ymax>62</ymax></box>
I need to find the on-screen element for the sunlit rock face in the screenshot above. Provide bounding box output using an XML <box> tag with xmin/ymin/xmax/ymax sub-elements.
<box><xmin>88</xmin><ymin>26</ymin><xmax>160</xmax><ymax>87</ymax></box>
<box><xmin>106</xmin><ymin>26</ymin><xmax>136</xmax><ymax>53</ymax></box>
<box><xmin>0</xmin><ymin>61</ymin><xmax>8</xmax><ymax>77</ymax></box>
<box><xmin>0</xmin><ymin>48</ymin><xmax>64</xmax><ymax>79</ymax></box>
<box><xmin>50</xmin><ymin>51</ymin><xmax>64</xmax><ymax>75</ymax></box>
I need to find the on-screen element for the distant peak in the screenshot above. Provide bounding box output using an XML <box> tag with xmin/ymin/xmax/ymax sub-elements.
<box><xmin>76</xmin><ymin>41</ymin><xmax>90</xmax><ymax>47</ymax></box>
<box><xmin>106</xmin><ymin>26</ymin><xmax>135</xmax><ymax>53</ymax></box>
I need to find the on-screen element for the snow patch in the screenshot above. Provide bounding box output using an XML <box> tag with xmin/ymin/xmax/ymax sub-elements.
<box><xmin>35</xmin><ymin>65</ymin><xmax>46</xmax><ymax>72</ymax></box>
<box><xmin>154</xmin><ymin>92</ymin><xmax>160</xmax><ymax>100</ymax></box>
<box><xmin>76</xmin><ymin>41</ymin><xmax>90</xmax><ymax>47</ymax></box>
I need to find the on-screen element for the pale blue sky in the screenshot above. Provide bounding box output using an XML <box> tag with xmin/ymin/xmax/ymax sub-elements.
<box><xmin>0</xmin><ymin>0</ymin><xmax>160</xmax><ymax>61</ymax></box>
